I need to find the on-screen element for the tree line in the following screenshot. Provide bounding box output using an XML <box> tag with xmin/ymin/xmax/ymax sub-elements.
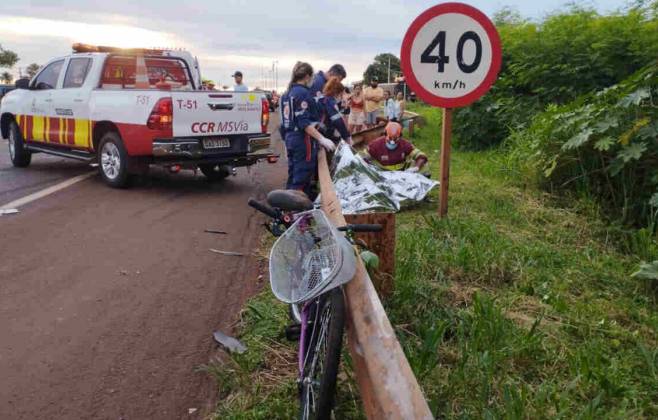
<box><xmin>0</xmin><ymin>45</ymin><xmax>41</xmax><ymax>84</ymax></box>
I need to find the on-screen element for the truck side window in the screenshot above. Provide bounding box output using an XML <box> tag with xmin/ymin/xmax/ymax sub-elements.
<box><xmin>33</xmin><ymin>60</ymin><xmax>64</xmax><ymax>90</ymax></box>
<box><xmin>63</xmin><ymin>58</ymin><xmax>92</xmax><ymax>88</ymax></box>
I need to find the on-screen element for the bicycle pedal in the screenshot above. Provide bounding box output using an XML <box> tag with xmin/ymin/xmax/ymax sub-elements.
<box><xmin>285</xmin><ymin>323</ymin><xmax>301</xmax><ymax>341</ymax></box>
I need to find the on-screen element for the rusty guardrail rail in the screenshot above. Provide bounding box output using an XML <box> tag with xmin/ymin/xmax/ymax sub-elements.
<box><xmin>317</xmin><ymin>149</ymin><xmax>433</xmax><ymax>419</ymax></box>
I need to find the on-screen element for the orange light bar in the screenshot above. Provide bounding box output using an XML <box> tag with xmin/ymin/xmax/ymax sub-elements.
<box><xmin>71</xmin><ymin>43</ymin><xmax>178</xmax><ymax>56</ymax></box>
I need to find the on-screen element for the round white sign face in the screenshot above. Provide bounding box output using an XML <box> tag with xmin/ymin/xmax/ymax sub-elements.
<box><xmin>401</xmin><ymin>3</ymin><xmax>502</xmax><ymax>108</ymax></box>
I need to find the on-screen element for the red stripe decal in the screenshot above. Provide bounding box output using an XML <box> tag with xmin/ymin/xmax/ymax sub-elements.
<box><xmin>26</xmin><ymin>115</ymin><xmax>33</xmax><ymax>141</ymax></box>
<box><xmin>66</xmin><ymin>119</ymin><xmax>75</xmax><ymax>145</ymax></box>
<box><xmin>305</xmin><ymin>135</ymin><xmax>311</xmax><ymax>162</ymax></box>
<box><xmin>50</xmin><ymin>117</ymin><xmax>60</xmax><ymax>144</ymax></box>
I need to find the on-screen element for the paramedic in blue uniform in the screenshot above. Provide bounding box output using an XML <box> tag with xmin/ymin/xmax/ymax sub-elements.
<box><xmin>318</xmin><ymin>78</ymin><xmax>352</xmax><ymax>145</ymax></box>
<box><xmin>280</xmin><ymin>62</ymin><xmax>336</xmax><ymax>199</ymax></box>
<box><xmin>309</xmin><ymin>64</ymin><xmax>347</xmax><ymax>98</ymax></box>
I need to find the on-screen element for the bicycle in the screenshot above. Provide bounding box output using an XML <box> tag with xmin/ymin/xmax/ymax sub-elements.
<box><xmin>248</xmin><ymin>190</ymin><xmax>381</xmax><ymax>420</ymax></box>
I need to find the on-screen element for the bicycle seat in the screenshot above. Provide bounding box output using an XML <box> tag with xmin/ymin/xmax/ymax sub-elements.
<box><xmin>267</xmin><ymin>189</ymin><xmax>314</xmax><ymax>212</ymax></box>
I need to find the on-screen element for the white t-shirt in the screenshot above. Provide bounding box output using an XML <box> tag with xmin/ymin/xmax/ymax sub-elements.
<box><xmin>234</xmin><ymin>84</ymin><xmax>248</xmax><ymax>92</ymax></box>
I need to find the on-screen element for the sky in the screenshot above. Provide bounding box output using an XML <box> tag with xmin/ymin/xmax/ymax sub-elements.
<box><xmin>0</xmin><ymin>0</ymin><xmax>628</xmax><ymax>91</ymax></box>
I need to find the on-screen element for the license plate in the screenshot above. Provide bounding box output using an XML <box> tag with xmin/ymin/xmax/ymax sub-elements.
<box><xmin>202</xmin><ymin>138</ymin><xmax>230</xmax><ymax>149</ymax></box>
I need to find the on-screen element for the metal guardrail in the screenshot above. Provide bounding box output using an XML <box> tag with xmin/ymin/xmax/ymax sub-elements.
<box><xmin>317</xmin><ymin>149</ymin><xmax>433</xmax><ymax>419</ymax></box>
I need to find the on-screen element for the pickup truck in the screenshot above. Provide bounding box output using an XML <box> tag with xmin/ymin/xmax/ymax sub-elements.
<box><xmin>0</xmin><ymin>44</ymin><xmax>273</xmax><ymax>187</ymax></box>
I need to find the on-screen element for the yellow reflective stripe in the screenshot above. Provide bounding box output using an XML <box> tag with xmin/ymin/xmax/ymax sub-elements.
<box><xmin>74</xmin><ymin>119</ymin><xmax>90</xmax><ymax>147</ymax></box>
<box><xmin>59</xmin><ymin>118</ymin><xmax>65</xmax><ymax>143</ymax></box>
<box><xmin>32</xmin><ymin>116</ymin><xmax>45</xmax><ymax>141</ymax></box>
<box><xmin>45</xmin><ymin>116</ymin><xmax>51</xmax><ymax>142</ymax></box>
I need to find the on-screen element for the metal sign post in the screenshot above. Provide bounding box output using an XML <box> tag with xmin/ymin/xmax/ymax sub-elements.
<box><xmin>401</xmin><ymin>2</ymin><xmax>502</xmax><ymax>217</ymax></box>
<box><xmin>439</xmin><ymin>107</ymin><xmax>452</xmax><ymax>217</ymax></box>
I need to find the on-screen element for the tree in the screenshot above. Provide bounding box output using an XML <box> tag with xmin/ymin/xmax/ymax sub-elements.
<box><xmin>0</xmin><ymin>45</ymin><xmax>19</xmax><ymax>69</ymax></box>
<box><xmin>26</xmin><ymin>63</ymin><xmax>40</xmax><ymax>78</ymax></box>
<box><xmin>1</xmin><ymin>71</ymin><xmax>13</xmax><ymax>84</ymax></box>
<box><xmin>363</xmin><ymin>53</ymin><xmax>401</xmax><ymax>84</ymax></box>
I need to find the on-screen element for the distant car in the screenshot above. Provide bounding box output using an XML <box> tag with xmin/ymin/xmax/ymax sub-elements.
<box><xmin>0</xmin><ymin>84</ymin><xmax>15</xmax><ymax>101</ymax></box>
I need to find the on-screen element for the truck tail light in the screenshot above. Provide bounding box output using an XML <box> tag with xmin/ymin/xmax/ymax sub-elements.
<box><xmin>261</xmin><ymin>98</ymin><xmax>269</xmax><ymax>134</ymax></box>
<box><xmin>147</xmin><ymin>97</ymin><xmax>173</xmax><ymax>130</ymax></box>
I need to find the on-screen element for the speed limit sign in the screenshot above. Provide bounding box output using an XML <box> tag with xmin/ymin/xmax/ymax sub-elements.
<box><xmin>401</xmin><ymin>2</ymin><xmax>502</xmax><ymax>108</ymax></box>
<box><xmin>400</xmin><ymin>3</ymin><xmax>502</xmax><ymax>217</ymax></box>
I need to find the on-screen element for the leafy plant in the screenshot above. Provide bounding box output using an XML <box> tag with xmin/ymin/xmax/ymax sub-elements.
<box><xmin>508</xmin><ymin>62</ymin><xmax>658</xmax><ymax>229</ymax></box>
<box><xmin>452</xmin><ymin>3</ymin><xmax>658</xmax><ymax>150</ymax></box>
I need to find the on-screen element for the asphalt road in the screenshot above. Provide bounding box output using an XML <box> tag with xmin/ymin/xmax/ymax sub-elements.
<box><xmin>0</xmin><ymin>117</ymin><xmax>287</xmax><ymax>419</ymax></box>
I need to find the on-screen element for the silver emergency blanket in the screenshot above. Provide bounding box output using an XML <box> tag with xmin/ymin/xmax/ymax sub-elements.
<box><xmin>323</xmin><ymin>142</ymin><xmax>438</xmax><ymax>214</ymax></box>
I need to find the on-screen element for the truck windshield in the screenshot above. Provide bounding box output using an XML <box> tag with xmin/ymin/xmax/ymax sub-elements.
<box><xmin>100</xmin><ymin>55</ymin><xmax>194</xmax><ymax>90</ymax></box>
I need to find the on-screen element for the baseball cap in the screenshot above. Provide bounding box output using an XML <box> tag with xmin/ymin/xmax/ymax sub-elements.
<box><xmin>232</xmin><ymin>71</ymin><xmax>243</xmax><ymax>77</ymax></box>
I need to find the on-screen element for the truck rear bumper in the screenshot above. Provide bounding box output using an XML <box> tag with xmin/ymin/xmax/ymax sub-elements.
<box><xmin>152</xmin><ymin>134</ymin><xmax>271</xmax><ymax>159</ymax></box>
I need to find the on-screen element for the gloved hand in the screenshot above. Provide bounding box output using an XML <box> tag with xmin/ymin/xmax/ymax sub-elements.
<box><xmin>405</xmin><ymin>166</ymin><xmax>420</xmax><ymax>173</ymax></box>
<box><xmin>317</xmin><ymin>136</ymin><xmax>336</xmax><ymax>152</ymax></box>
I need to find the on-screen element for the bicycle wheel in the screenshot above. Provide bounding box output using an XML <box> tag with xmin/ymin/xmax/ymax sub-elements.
<box><xmin>299</xmin><ymin>287</ymin><xmax>346</xmax><ymax>420</ymax></box>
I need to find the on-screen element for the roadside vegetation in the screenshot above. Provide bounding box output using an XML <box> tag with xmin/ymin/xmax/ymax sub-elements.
<box><xmin>206</xmin><ymin>3</ymin><xmax>657</xmax><ymax>418</ymax></box>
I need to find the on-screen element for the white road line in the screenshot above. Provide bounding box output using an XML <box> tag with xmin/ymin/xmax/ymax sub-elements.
<box><xmin>0</xmin><ymin>171</ymin><xmax>96</xmax><ymax>210</ymax></box>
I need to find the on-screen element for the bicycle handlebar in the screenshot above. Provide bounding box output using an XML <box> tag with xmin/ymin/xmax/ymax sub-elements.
<box><xmin>248</xmin><ymin>198</ymin><xmax>279</xmax><ymax>219</ymax></box>
<box><xmin>338</xmin><ymin>224</ymin><xmax>383</xmax><ymax>233</ymax></box>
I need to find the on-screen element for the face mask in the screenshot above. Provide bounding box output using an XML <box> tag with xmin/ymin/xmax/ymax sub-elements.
<box><xmin>386</xmin><ymin>140</ymin><xmax>398</xmax><ymax>150</ymax></box>
<box><xmin>371</xmin><ymin>84</ymin><xmax>378</xmax><ymax>88</ymax></box>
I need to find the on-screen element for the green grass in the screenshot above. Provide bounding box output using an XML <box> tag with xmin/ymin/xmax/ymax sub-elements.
<box><xmin>208</xmin><ymin>104</ymin><xmax>657</xmax><ymax>418</ymax></box>
<box><xmin>392</xmin><ymin>103</ymin><xmax>658</xmax><ymax>418</ymax></box>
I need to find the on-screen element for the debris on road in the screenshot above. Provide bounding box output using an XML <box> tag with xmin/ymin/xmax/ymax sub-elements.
<box><xmin>0</xmin><ymin>208</ymin><xmax>20</xmax><ymax>216</ymax></box>
<box><xmin>212</xmin><ymin>330</ymin><xmax>247</xmax><ymax>354</ymax></box>
<box><xmin>188</xmin><ymin>408</ymin><xmax>198</xmax><ymax>414</ymax></box>
<box><xmin>209</xmin><ymin>249</ymin><xmax>244</xmax><ymax>257</ymax></box>
<box><xmin>204</xmin><ymin>229</ymin><xmax>227</xmax><ymax>235</ymax></box>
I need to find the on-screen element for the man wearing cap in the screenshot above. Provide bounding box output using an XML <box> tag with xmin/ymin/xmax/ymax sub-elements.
<box><xmin>362</xmin><ymin>122</ymin><xmax>428</xmax><ymax>175</ymax></box>
<box><xmin>310</xmin><ymin>64</ymin><xmax>347</xmax><ymax>98</ymax></box>
<box><xmin>232</xmin><ymin>71</ymin><xmax>248</xmax><ymax>92</ymax></box>
<box><xmin>363</xmin><ymin>77</ymin><xmax>384</xmax><ymax>128</ymax></box>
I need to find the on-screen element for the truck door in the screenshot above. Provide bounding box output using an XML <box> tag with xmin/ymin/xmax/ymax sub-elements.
<box><xmin>22</xmin><ymin>59</ymin><xmax>64</xmax><ymax>144</ymax></box>
<box><xmin>50</xmin><ymin>56</ymin><xmax>94</xmax><ymax>150</ymax></box>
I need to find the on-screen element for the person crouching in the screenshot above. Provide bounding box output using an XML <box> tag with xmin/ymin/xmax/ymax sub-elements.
<box><xmin>362</xmin><ymin>122</ymin><xmax>429</xmax><ymax>175</ymax></box>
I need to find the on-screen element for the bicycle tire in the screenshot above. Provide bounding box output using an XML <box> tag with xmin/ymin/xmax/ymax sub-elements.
<box><xmin>299</xmin><ymin>287</ymin><xmax>346</xmax><ymax>420</ymax></box>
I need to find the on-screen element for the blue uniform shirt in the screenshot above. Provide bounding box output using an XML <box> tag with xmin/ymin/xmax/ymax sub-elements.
<box><xmin>280</xmin><ymin>83</ymin><xmax>319</xmax><ymax>135</ymax></box>
<box><xmin>309</xmin><ymin>71</ymin><xmax>327</xmax><ymax>98</ymax></box>
<box><xmin>319</xmin><ymin>96</ymin><xmax>350</xmax><ymax>141</ymax></box>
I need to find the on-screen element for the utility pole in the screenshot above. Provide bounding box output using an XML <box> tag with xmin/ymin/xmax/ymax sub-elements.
<box><xmin>387</xmin><ymin>55</ymin><xmax>391</xmax><ymax>83</ymax></box>
<box><xmin>273</xmin><ymin>60</ymin><xmax>279</xmax><ymax>92</ymax></box>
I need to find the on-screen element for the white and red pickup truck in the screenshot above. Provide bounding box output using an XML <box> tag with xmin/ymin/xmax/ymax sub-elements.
<box><xmin>0</xmin><ymin>44</ymin><xmax>273</xmax><ymax>187</ymax></box>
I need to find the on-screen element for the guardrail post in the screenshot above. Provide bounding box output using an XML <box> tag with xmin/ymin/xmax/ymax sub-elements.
<box><xmin>344</xmin><ymin>212</ymin><xmax>396</xmax><ymax>297</ymax></box>
<box><xmin>317</xmin><ymin>149</ymin><xmax>433</xmax><ymax>419</ymax></box>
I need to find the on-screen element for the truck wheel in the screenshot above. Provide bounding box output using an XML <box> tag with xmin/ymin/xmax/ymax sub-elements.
<box><xmin>8</xmin><ymin>120</ymin><xmax>31</xmax><ymax>167</ymax></box>
<box><xmin>98</xmin><ymin>131</ymin><xmax>131</xmax><ymax>188</ymax></box>
<box><xmin>199</xmin><ymin>164</ymin><xmax>230</xmax><ymax>182</ymax></box>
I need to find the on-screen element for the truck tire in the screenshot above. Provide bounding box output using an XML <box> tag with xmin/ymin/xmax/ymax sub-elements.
<box><xmin>98</xmin><ymin>131</ymin><xmax>131</xmax><ymax>188</ymax></box>
<box><xmin>199</xmin><ymin>164</ymin><xmax>230</xmax><ymax>182</ymax></box>
<box><xmin>8</xmin><ymin>120</ymin><xmax>31</xmax><ymax>167</ymax></box>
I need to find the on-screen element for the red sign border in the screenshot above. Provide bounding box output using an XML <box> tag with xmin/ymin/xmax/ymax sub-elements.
<box><xmin>400</xmin><ymin>2</ymin><xmax>502</xmax><ymax>108</ymax></box>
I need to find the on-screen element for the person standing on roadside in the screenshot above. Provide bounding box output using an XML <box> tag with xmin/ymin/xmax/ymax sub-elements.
<box><xmin>364</xmin><ymin>76</ymin><xmax>384</xmax><ymax>128</ymax></box>
<box><xmin>279</xmin><ymin>62</ymin><xmax>336</xmax><ymax>199</ymax></box>
<box><xmin>348</xmin><ymin>84</ymin><xmax>366</xmax><ymax>133</ymax></box>
<box><xmin>232</xmin><ymin>71</ymin><xmax>248</xmax><ymax>92</ymax></box>
<box><xmin>309</xmin><ymin>64</ymin><xmax>347</xmax><ymax>98</ymax></box>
